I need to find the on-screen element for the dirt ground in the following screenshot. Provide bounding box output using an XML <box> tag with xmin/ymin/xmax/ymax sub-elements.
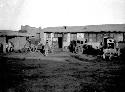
<box><xmin>0</xmin><ymin>51</ymin><xmax>125</xmax><ymax>92</ymax></box>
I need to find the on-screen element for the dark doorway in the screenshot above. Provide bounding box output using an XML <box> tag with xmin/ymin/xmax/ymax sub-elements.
<box><xmin>103</xmin><ymin>37</ymin><xmax>108</xmax><ymax>48</ymax></box>
<box><xmin>58</xmin><ymin>37</ymin><xmax>63</xmax><ymax>48</ymax></box>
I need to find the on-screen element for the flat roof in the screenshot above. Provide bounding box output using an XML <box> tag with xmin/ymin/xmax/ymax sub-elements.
<box><xmin>0</xmin><ymin>30</ymin><xmax>34</xmax><ymax>37</ymax></box>
<box><xmin>43</xmin><ymin>24</ymin><xmax>125</xmax><ymax>33</ymax></box>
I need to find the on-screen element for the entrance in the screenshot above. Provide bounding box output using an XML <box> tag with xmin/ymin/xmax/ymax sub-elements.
<box><xmin>58</xmin><ymin>37</ymin><xmax>63</xmax><ymax>48</ymax></box>
<box><xmin>103</xmin><ymin>37</ymin><xmax>108</xmax><ymax>49</ymax></box>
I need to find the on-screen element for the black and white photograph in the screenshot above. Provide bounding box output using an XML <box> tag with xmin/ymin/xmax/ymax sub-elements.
<box><xmin>0</xmin><ymin>0</ymin><xmax>125</xmax><ymax>92</ymax></box>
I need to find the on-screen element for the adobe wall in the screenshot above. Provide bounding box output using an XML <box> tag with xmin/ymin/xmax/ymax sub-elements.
<box><xmin>8</xmin><ymin>37</ymin><xmax>27</xmax><ymax>51</ymax></box>
<box><xmin>0</xmin><ymin>37</ymin><xmax>6</xmax><ymax>53</ymax></box>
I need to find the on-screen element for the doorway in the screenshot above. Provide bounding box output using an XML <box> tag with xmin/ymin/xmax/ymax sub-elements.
<box><xmin>58</xmin><ymin>37</ymin><xmax>63</xmax><ymax>48</ymax></box>
<box><xmin>103</xmin><ymin>37</ymin><xmax>108</xmax><ymax>48</ymax></box>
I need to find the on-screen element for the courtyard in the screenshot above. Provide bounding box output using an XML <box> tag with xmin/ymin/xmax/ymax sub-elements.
<box><xmin>0</xmin><ymin>51</ymin><xmax>125</xmax><ymax>92</ymax></box>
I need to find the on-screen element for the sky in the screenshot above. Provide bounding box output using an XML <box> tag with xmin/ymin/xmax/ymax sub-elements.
<box><xmin>0</xmin><ymin>0</ymin><xmax>125</xmax><ymax>30</ymax></box>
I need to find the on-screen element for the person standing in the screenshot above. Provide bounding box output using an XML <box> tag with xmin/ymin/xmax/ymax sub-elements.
<box><xmin>44</xmin><ymin>41</ymin><xmax>49</xmax><ymax>56</ymax></box>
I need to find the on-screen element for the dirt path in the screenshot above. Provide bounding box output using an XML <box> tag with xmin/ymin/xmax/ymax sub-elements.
<box><xmin>0</xmin><ymin>52</ymin><xmax>125</xmax><ymax>92</ymax></box>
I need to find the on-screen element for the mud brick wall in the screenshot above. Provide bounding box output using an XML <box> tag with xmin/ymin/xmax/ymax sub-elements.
<box><xmin>8</xmin><ymin>37</ymin><xmax>27</xmax><ymax>51</ymax></box>
<box><xmin>0</xmin><ymin>37</ymin><xmax>6</xmax><ymax>53</ymax></box>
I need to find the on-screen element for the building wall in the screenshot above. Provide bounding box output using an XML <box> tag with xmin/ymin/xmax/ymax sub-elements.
<box><xmin>44</xmin><ymin>32</ymin><xmax>71</xmax><ymax>49</ymax></box>
<box><xmin>43</xmin><ymin>31</ymin><xmax>125</xmax><ymax>50</ymax></box>
<box><xmin>84</xmin><ymin>33</ymin><xmax>89</xmax><ymax>42</ymax></box>
<box><xmin>46</xmin><ymin>33</ymin><xmax>51</xmax><ymax>46</ymax></box>
<box><xmin>96</xmin><ymin>33</ymin><xmax>103</xmax><ymax>42</ymax></box>
<box><xmin>40</xmin><ymin>31</ymin><xmax>45</xmax><ymax>44</ymax></box>
<box><xmin>43</xmin><ymin>33</ymin><xmax>47</xmax><ymax>45</ymax></box>
<box><xmin>51</xmin><ymin>33</ymin><xmax>54</xmax><ymax>47</ymax></box>
<box><xmin>21</xmin><ymin>25</ymin><xmax>42</xmax><ymax>41</ymax></box>
<box><xmin>81</xmin><ymin>32</ymin><xmax>124</xmax><ymax>49</ymax></box>
<box><xmin>114</xmin><ymin>33</ymin><xmax>123</xmax><ymax>42</ymax></box>
<box><xmin>77</xmin><ymin>33</ymin><xmax>85</xmax><ymax>41</ymax></box>
<box><xmin>47</xmin><ymin>33</ymin><xmax>54</xmax><ymax>47</ymax></box>
<box><xmin>84</xmin><ymin>33</ymin><xmax>101</xmax><ymax>49</ymax></box>
<box><xmin>0</xmin><ymin>37</ymin><xmax>6</xmax><ymax>53</ymax></box>
<box><xmin>85</xmin><ymin>32</ymin><xmax>124</xmax><ymax>43</ymax></box>
<box><xmin>0</xmin><ymin>37</ymin><xmax>6</xmax><ymax>44</ymax></box>
<box><xmin>8</xmin><ymin>37</ymin><xmax>27</xmax><ymax>51</ymax></box>
<box><xmin>63</xmin><ymin>33</ymin><xmax>70</xmax><ymax>48</ymax></box>
<box><xmin>70</xmin><ymin>33</ymin><xmax>77</xmax><ymax>41</ymax></box>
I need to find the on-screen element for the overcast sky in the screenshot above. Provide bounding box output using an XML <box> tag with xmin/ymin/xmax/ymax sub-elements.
<box><xmin>0</xmin><ymin>0</ymin><xmax>125</xmax><ymax>30</ymax></box>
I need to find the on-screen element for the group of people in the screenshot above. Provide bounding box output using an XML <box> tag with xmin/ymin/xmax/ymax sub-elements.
<box><xmin>35</xmin><ymin>40</ymin><xmax>51</xmax><ymax>56</ymax></box>
<box><xmin>68</xmin><ymin>40</ymin><xmax>77</xmax><ymax>53</ymax></box>
<box><xmin>24</xmin><ymin>38</ymin><xmax>51</xmax><ymax>56</ymax></box>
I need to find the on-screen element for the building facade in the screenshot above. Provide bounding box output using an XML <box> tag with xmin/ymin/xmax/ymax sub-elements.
<box><xmin>20</xmin><ymin>25</ymin><xmax>44</xmax><ymax>44</ymax></box>
<box><xmin>0</xmin><ymin>30</ymin><xmax>32</xmax><ymax>53</ymax></box>
<box><xmin>43</xmin><ymin>24</ymin><xmax>125</xmax><ymax>49</ymax></box>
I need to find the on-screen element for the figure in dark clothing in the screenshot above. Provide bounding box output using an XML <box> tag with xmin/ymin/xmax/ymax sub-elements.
<box><xmin>69</xmin><ymin>40</ymin><xmax>77</xmax><ymax>53</ymax></box>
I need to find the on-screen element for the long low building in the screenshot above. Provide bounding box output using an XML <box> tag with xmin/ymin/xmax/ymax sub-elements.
<box><xmin>0</xmin><ymin>30</ymin><xmax>33</xmax><ymax>53</ymax></box>
<box><xmin>42</xmin><ymin>24</ymin><xmax>125</xmax><ymax>49</ymax></box>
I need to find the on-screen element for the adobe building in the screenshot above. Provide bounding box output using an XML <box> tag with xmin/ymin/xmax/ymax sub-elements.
<box><xmin>0</xmin><ymin>30</ymin><xmax>33</xmax><ymax>53</ymax></box>
<box><xmin>20</xmin><ymin>25</ymin><xmax>44</xmax><ymax>43</ymax></box>
<box><xmin>43</xmin><ymin>24</ymin><xmax>125</xmax><ymax>49</ymax></box>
